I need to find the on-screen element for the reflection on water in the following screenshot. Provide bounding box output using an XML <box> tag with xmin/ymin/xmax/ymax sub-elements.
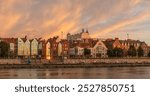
<box><xmin>0</xmin><ymin>67</ymin><xmax>150</xmax><ymax>79</ymax></box>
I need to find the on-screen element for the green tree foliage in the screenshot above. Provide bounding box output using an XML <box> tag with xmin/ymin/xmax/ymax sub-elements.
<box><xmin>107</xmin><ymin>49</ymin><xmax>114</xmax><ymax>57</ymax></box>
<box><xmin>84</xmin><ymin>48</ymin><xmax>91</xmax><ymax>58</ymax></box>
<box><xmin>113</xmin><ymin>47</ymin><xmax>124</xmax><ymax>57</ymax></box>
<box><xmin>148</xmin><ymin>51</ymin><xmax>150</xmax><ymax>57</ymax></box>
<box><xmin>0</xmin><ymin>41</ymin><xmax>10</xmax><ymax>58</ymax></box>
<box><xmin>107</xmin><ymin>48</ymin><xmax>124</xmax><ymax>57</ymax></box>
<box><xmin>137</xmin><ymin>46</ymin><xmax>144</xmax><ymax>57</ymax></box>
<box><xmin>128</xmin><ymin>45</ymin><xmax>137</xmax><ymax>57</ymax></box>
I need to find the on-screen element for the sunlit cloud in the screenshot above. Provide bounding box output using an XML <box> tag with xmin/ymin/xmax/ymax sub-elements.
<box><xmin>0</xmin><ymin>0</ymin><xmax>150</xmax><ymax>44</ymax></box>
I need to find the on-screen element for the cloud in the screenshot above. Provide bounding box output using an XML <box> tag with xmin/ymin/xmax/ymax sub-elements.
<box><xmin>0</xmin><ymin>0</ymin><xmax>150</xmax><ymax>44</ymax></box>
<box><xmin>91</xmin><ymin>10</ymin><xmax>150</xmax><ymax>37</ymax></box>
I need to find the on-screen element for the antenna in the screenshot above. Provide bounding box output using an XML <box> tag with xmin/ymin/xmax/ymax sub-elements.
<box><xmin>127</xmin><ymin>33</ymin><xmax>129</xmax><ymax>40</ymax></box>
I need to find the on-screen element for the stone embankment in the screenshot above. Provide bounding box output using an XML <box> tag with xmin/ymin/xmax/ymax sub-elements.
<box><xmin>63</xmin><ymin>58</ymin><xmax>150</xmax><ymax>64</ymax></box>
<box><xmin>0</xmin><ymin>58</ymin><xmax>150</xmax><ymax>69</ymax></box>
<box><xmin>0</xmin><ymin>59</ymin><xmax>50</xmax><ymax>64</ymax></box>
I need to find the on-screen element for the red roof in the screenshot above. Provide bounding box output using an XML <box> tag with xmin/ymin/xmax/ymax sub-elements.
<box><xmin>0</xmin><ymin>38</ymin><xmax>17</xmax><ymax>43</ymax></box>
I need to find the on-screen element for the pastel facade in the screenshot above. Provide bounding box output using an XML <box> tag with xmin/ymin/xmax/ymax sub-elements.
<box><xmin>69</xmin><ymin>39</ymin><xmax>108</xmax><ymax>58</ymax></box>
<box><xmin>30</xmin><ymin>39</ymin><xmax>38</xmax><ymax>57</ymax></box>
<box><xmin>24</xmin><ymin>40</ymin><xmax>30</xmax><ymax>57</ymax></box>
<box><xmin>46</xmin><ymin>42</ymin><xmax>51</xmax><ymax>59</ymax></box>
<box><xmin>0</xmin><ymin>30</ymin><xmax>149</xmax><ymax>59</ymax></box>
<box><xmin>38</xmin><ymin>40</ymin><xmax>46</xmax><ymax>59</ymax></box>
<box><xmin>140</xmin><ymin>42</ymin><xmax>149</xmax><ymax>56</ymax></box>
<box><xmin>104</xmin><ymin>38</ymin><xmax>149</xmax><ymax>57</ymax></box>
<box><xmin>58</xmin><ymin>43</ymin><xmax>62</xmax><ymax>56</ymax></box>
<box><xmin>91</xmin><ymin>40</ymin><xmax>108</xmax><ymax>58</ymax></box>
<box><xmin>17</xmin><ymin>38</ymin><xmax>25</xmax><ymax>56</ymax></box>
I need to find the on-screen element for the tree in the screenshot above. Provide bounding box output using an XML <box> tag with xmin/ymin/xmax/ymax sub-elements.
<box><xmin>113</xmin><ymin>47</ymin><xmax>124</xmax><ymax>57</ymax></box>
<box><xmin>148</xmin><ymin>51</ymin><xmax>150</xmax><ymax>57</ymax></box>
<box><xmin>128</xmin><ymin>45</ymin><xmax>137</xmax><ymax>57</ymax></box>
<box><xmin>137</xmin><ymin>46</ymin><xmax>144</xmax><ymax>57</ymax></box>
<box><xmin>107</xmin><ymin>49</ymin><xmax>114</xmax><ymax>57</ymax></box>
<box><xmin>0</xmin><ymin>41</ymin><xmax>10</xmax><ymax>58</ymax></box>
<box><xmin>84</xmin><ymin>48</ymin><xmax>91</xmax><ymax>58</ymax></box>
<box><xmin>107</xmin><ymin>48</ymin><xmax>124</xmax><ymax>57</ymax></box>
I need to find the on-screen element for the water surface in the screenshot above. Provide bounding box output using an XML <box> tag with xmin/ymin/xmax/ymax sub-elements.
<box><xmin>0</xmin><ymin>67</ymin><xmax>150</xmax><ymax>79</ymax></box>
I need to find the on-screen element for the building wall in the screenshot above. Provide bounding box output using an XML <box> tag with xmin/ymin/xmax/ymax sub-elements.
<box><xmin>38</xmin><ymin>41</ymin><xmax>46</xmax><ymax>58</ymax></box>
<box><xmin>17</xmin><ymin>38</ymin><xmax>25</xmax><ymax>56</ymax></box>
<box><xmin>62</xmin><ymin>41</ymin><xmax>69</xmax><ymax>57</ymax></box>
<box><xmin>31</xmin><ymin>39</ymin><xmax>38</xmax><ymax>57</ymax></box>
<box><xmin>24</xmin><ymin>40</ymin><xmax>30</xmax><ymax>57</ymax></box>
<box><xmin>77</xmin><ymin>47</ymin><xmax>84</xmax><ymax>56</ymax></box>
<box><xmin>141</xmin><ymin>43</ymin><xmax>149</xmax><ymax>56</ymax></box>
<box><xmin>67</xmin><ymin>29</ymin><xmax>90</xmax><ymax>41</ymax></box>
<box><xmin>81</xmin><ymin>32</ymin><xmax>90</xmax><ymax>39</ymax></box>
<box><xmin>69</xmin><ymin>48</ymin><xmax>75</xmax><ymax>56</ymax></box>
<box><xmin>10</xmin><ymin>43</ymin><xmax>15</xmax><ymax>52</ymax></box>
<box><xmin>46</xmin><ymin>42</ymin><xmax>51</xmax><ymax>59</ymax></box>
<box><xmin>58</xmin><ymin>43</ymin><xmax>62</xmax><ymax>56</ymax></box>
<box><xmin>92</xmin><ymin>40</ymin><xmax>108</xmax><ymax>58</ymax></box>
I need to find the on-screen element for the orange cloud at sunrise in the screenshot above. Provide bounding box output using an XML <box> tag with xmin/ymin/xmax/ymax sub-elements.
<box><xmin>0</xmin><ymin>0</ymin><xmax>150</xmax><ymax>44</ymax></box>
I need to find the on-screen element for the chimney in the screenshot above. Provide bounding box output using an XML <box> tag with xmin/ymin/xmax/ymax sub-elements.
<box><xmin>25</xmin><ymin>35</ymin><xmax>27</xmax><ymax>40</ymax></box>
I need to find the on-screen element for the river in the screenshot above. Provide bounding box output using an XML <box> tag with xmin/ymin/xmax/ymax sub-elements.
<box><xmin>0</xmin><ymin>67</ymin><xmax>150</xmax><ymax>79</ymax></box>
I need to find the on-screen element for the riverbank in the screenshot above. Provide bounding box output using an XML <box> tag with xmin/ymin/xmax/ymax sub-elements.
<box><xmin>0</xmin><ymin>63</ymin><xmax>150</xmax><ymax>69</ymax></box>
<box><xmin>63</xmin><ymin>58</ymin><xmax>150</xmax><ymax>64</ymax></box>
<box><xmin>0</xmin><ymin>58</ymin><xmax>150</xmax><ymax>69</ymax></box>
<box><xmin>0</xmin><ymin>58</ymin><xmax>150</xmax><ymax>64</ymax></box>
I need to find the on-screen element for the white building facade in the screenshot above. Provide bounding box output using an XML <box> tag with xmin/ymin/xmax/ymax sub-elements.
<box><xmin>30</xmin><ymin>39</ymin><xmax>38</xmax><ymax>57</ymax></box>
<box><xmin>91</xmin><ymin>40</ymin><xmax>108</xmax><ymax>58</ymax></box>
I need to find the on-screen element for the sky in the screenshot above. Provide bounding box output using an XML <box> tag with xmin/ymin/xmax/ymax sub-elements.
<box><xmin>0</xmin><ymin>0</ymin><xmax>150</xmax><ymax>44</ymax></box>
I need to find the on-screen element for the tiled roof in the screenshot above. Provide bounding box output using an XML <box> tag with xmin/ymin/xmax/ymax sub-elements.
<box><xmin>0</xmin><ymin>38</ymin><xmax>17</xmax><ymax>43</ymax></box>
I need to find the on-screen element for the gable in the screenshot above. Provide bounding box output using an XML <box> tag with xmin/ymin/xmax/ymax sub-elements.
<box><xmin>113</xmin><ymin>40</ymin><xmax>121</xmax><ymax>48</ymax></box>
<box><xmin>25</xmin><ymin>40</ymin><xmax>30</xmax><ymax>44</ymax></box>
<box><xmin>31</xmin><ymin>39</ymin><xmax>38</xmax><ymax>44</ymax></box>
<box><xmin>18</xmin><ymin>38</ymin><xmax>24</xmax><ymax>43</ymax></box>
<box><xmin>94</xmin><ymin>40</ymin><xmax>107</xmax><ymax>50</ymax></box>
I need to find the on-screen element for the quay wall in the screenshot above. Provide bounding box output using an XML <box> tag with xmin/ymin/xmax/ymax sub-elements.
<box><xmin>0</xmin><ymin>58</ymin><xmax>150</xmax><ymax>69</ymax></box>
<box><xmin>0</xmin><ymin>59</ymin><xmax>20</xmax><ymax>64</ymax></box>
<box><xmin>0</xmin><ymin>58</ymin><xmax>150</xmax><ymax>64</ymax></box>
<box><xmin>0</xmin><ymin>59</ymin><xmax>50</xmax><ymax>64</ymax></box>
<box><xmin>63</xmin><ymin>58</ymin><xmax>150</xmax><ymax>64</ymax></box>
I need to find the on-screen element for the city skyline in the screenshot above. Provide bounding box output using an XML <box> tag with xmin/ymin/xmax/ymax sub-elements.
<box><xmin>0</xmin><ymin>0</ymin><xmax>150</xmax><ymax>44</ymax></box>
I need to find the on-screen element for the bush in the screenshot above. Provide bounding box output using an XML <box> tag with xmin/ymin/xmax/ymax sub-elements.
<box><xmin>128</xmin><ymin>45</ymin><xmax>136</xmax><ymax>57</ymax></box>
<box><xmin>0</xmin><ymin>41</ymin><xmax>10</xmax><ymax>58</ymax></box>
<box><xmin>148</xmin><ymin>52</ymin><xmax>150</xmax><ymax>57</ymax></box>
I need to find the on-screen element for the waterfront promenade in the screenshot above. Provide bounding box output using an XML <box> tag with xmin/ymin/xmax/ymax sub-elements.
<box><xmin>0</xmin><ymin>58</ymin><xmax>150</xmax><ymax>64</ymax></box>
<box><xmin>0</xmin><ymin>58</ymin><xmax>150</xmax><ymax>69</ymax></box>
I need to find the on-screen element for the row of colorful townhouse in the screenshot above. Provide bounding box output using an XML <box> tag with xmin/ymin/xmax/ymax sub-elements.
<box><xmin>0</xmin><ymin>36</ymin><xmax>69</xmax><ymax>59</ymax></box>
<box><xmin>0</xmin><ymin>37</ymin><xmax>40</xmax><ymax>58</ymax></box>
<box><xmin>0</xmin><ymin>32</ymin><xmax>108</xmax><ymax>59</ymax></box>
<box><xmin>67</xmin><ymin>29</ymin><xmax>150</xmax><ymax>58</ymax></box>
<box><xmin>0</xmin><ymin>29</ymin><xmax>150</xmax><ymax>59</ymax></box>
<box><xmin>104</xmin><ymin>38</ymin><xmax>149</xmax><ymax>57</ymax></box>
